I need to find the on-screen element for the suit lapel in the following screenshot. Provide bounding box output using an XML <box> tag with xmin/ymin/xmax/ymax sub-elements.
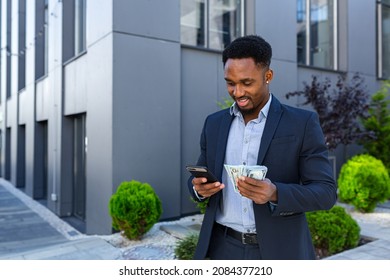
<box><xmin>215</xmin><ymin>111</ymin><xmax>234</xmax><ymax>180</ymax></box>
<box><xmin>257</xmin><ymin>96</ymin><xmax>283</xmax><ymax>164</ymax></box>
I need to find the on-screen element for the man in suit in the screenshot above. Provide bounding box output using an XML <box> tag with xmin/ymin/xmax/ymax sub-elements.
<box><xmin>188</xmin><ymin>35</ymin><xmax>337</xmax><ymax>260</ymax></box>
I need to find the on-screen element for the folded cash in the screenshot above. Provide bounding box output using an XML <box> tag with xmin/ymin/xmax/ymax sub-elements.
<box><xmin>224</xmin><ymin>164</ymin><xmax>268</xmax><ymax>193</ymax></box>
<box><xmin>224</xmin><ymin>164</ymin><xmax>241</xmax><ymax>192</ymax></box>
<box><xmin>243</xmin><ymin>165</ymin><xmax>268</xmax><ymax>180</ymax></box>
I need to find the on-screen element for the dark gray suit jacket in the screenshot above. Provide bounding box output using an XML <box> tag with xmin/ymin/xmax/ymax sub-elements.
<box><xmin>188</xmin><ymin>96</ymin><xmax>337</xmax><ymax>260</ymax></box>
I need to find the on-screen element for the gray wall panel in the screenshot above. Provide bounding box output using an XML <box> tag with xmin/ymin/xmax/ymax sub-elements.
<box><xmin>113</xmin><ymin>0</ymin><xmax>180</xmax><ymax>42</ymax></box>
<box><xmin>35</xmin><ymin>78</ymin><xmax>50</xmax><ymax>121</ymax></box>
<box><xmin>269</xmin><ymin>60</ymin><xmax>298</xmax><ymax>106</ymax></box>
<box><xmin>18</xmin><ymin>89</ymin><xmax>26</xmax><ymax>124</ymax></box>
<box><xmin>64</xmin><ymin>54</ymin><xmax>88</xmax><ymax>116</ymax></box>
<box><xmin>6</xmin><ymin>96</ymin><xmax>16</xmax><ymax>128</ymax></box>
<box><xmin>6</xmin><ymin>96</ymin><xmax>16</xmax><ymax>186</ymax></box>
<box><xmin>86</xmin><ymin>0</ymin><xmax>113</xmax><ymax>47</ymax></box>
<box><xmin>23</xmin><ymin>88</ymin><xmax>35</xmax><ymax>197</ymax></box>
<box><xmin>111</xmin><ymin>33</ymin><xmax>181</xmax><ymax>220</ymax></box>
<box><xmin>22</xmin><ymin>0</ymin><xmax>37</xmax><ymax>197</ymax></box>
<box><xmin>85</xmin><ymin>34</ymin><xmax>114</xmax><ymax>234</ymax></box>
<box><xmin>348</xmin><ymin>1</ymin><xmax>376</xmax><ymax>76</ymax></box>
<box><xmin>254</xmin><ymin>0</ymin><xmax>297</xmax><ymax>63</ymax></box>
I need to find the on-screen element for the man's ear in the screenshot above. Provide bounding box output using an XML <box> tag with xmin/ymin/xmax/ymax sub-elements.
<box><xmin>265</xmin><ymin>69</ymin><xmax>274</xmax><ymax>83</ymax></box>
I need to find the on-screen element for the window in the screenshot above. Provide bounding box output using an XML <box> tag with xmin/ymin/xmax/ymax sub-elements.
<box><xmin>378</xmin><ymin>0</ymin><xmax>390</xmax><ymax>79</ymax></box>
<box><xmin>181</xmin><ymin>0</ymin><xmax>244</xmax><ymax>50</ymax></box>
<box><xmin>63</xmin><ymin>0</ymin><xmax>86</xmax><ymax>62</ymax></box>
<box><xmin>35</xmin><ymin>0</ymin><xmax>48</xmax><ymax>80</ymax></box>
<box><xmin>18</xmin><ymin>0</ymin><xmax>26</xmax><ymax>91</ymax></box>
<box><xmin>75</xmin><ymin>0</ymin><xmax>86</xmax><ymax>55</ymax></box>
<box><xmin>6</xmin><ymin>0</ymin><xmax>12</xmax><ymax>98</ymax></box>
<box><xmin>297</xmin><ymin>0</ymin><xmax>338</xmax><ymax>69</ymax></box>
<box><xmin>44</xmin><ymin>0</ymin><xmax>48</xmax><ymax>74</ymax></box>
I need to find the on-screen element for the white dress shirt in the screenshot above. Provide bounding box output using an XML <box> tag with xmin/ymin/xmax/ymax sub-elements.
<box><xmin>215</xmin><ymin>94</ymin><xmax>272</xmax><ymax>233</ymax></box>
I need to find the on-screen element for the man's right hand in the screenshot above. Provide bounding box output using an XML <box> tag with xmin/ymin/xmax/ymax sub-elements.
<box><xmin>192</xmin><ymin>177</ymin><xmax>225</xmax><ymax>198</ymax></box>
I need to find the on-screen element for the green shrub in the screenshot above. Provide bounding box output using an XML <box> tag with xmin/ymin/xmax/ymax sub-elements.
<box><xmin>191</xmin><ymin>197</ymin><xmax>208</xmax><ymax>214</ymax></box>
<box><xmin>338</xmin><ymin>154</ymin><xmax>390</xmax><ymax>212</ymax></box>
<box><xmin>361</xmin><ymin>80</ymin><xmax>390</xmax><ymax>175</ymax></box>
<box><xmin>109</xmin><ymin>180</ymin><xmax>162</xmax><ymax>240</ymax></box>
<box><xmin>307</xmin><ymin>206</ymin><xmax>360</xmax><ymax>256</ymax></box>
<box><xmin>217</xmin><ymin>97</ymin><xmax>234</xmax><ymax>109</ymax></box>
<box><xmin>174</xmin><ymin>233</ymin><xmax>199</xmax><ymax>260</ymax></box>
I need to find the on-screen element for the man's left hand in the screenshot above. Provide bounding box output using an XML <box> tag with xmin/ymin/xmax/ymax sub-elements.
<box><xmin>237</xmin><ymin>177</ymin><xmax>278</xmax><ymax>204</ymax></box>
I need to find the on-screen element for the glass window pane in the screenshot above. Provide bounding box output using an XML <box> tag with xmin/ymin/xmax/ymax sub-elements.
<box><xmin>18</xmin><ymin>0</ymin><xmax>26</xmax><ymax>91</ymax></box>
<box><xmin>75</xmin><ymin>0</ymin><xmax>86</xmax><ymax>54</ymax></box>
<box><xmin>383</xmin><ymin>0</ymin><xmax>390</xmax><ymax>6</ymax></box>
<box><xmin>209</xmin><ymin>0</ymin><xmax>242</xmax><ymax>50</ymax></box>
<box><xmin>382</xmin><ymin>5</ymin><xmax>390</xmax><ymax>78</ymax></box>
<box><xmin>181</xmin><ymin>0</ymin><xmax>206</xmax><ymax>48</ymax></box>
<box><xmin>297</xmin><ymin>0</ymin><xmax>307</xmax><ymax>64</ymax></box>
<box><xmin>44</xmin><ymin>0</ymin><xmax>49</xmax><ymax>75</ymax></box>
<box><xmin>310</xmin><ymin>0</ymin><xmax>334</xmax><ymax>68</ymax></box>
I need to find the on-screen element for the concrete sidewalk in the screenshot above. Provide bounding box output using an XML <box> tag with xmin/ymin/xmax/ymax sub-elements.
<box><xmin>1</xmin><ymin>178</ymin><xmax>390</xmax><ymax>260</ymax></box>
<box><xmin>0</xmin><ymin>179</ymin><xmax>122</xmax><ymax>260</ymax></box>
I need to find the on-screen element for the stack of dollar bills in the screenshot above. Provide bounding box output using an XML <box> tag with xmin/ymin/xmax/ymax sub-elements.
<box><xmin>224</xmin><ymin>164</ymin><xmax>268</xmax><ymax>193</ymax></box>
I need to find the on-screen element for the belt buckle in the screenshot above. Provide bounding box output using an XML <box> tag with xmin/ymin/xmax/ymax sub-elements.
<box><xmin>241</xmin><ymin>233</ymin><xmax>248</xmax><ymax>245</ymax></box>
<box><xmin>241</xmin><ymin>233</ymin><xmax>256</xmax><ymax>245</ymax></box>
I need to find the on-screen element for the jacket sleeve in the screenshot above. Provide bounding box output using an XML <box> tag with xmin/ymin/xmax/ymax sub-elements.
<box><xmin>187</xmin><ymin>117</ymin><xmax>209</xmax><ymax>202</ymax></box>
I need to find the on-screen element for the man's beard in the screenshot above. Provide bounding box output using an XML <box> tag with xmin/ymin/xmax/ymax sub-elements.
<box><xmin>238</xmin><ymin>106</ymin><xmax>257</xmax><ymax>116</ymax></box>
<box><xmin>236</xmin><ymin>98</ymin><xmax>259</xmax><ymax>116</ymax></box>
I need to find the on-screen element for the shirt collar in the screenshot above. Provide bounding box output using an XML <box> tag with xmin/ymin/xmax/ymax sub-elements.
<box><xmin>230</xmin><ymin>93</ymin><xmax>273</xmax><ymax>122</ymax></box>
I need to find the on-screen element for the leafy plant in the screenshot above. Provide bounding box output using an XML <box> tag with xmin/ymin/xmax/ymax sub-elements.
<box><xmin>217</xmin><ymin>96</ymin><xmax>234</xmax><ymax>109</ymax></box>
<box><xmin>191</xmin><ymin>197</ymin><xmax>208</xmax><ymax>214</ymax></box>
<box><xmin>286</xmin><ymin>73</ymin><xmax>371</xmax><ymax>150</ymax></box>
<box><xmin>109</xmin><ymin>180</ymin><xmax>162</xmax><ymax>240</ymax></box>
<box><xmin>338</xmin><ymin>154</ymin><xmax>390</xmax><ymax>212</ymax></box>
<box><xmin>306</xmin><ymin>206</ymin><xmax>360</xmax><ymax>257</ymax></box>
<box><xmin>174</xmin><ymin>233</ymin><xmax>199</xmax><ymax>260</ymax></box>
<box><xmin>360</xmin><ymin>80</ymin><xmax>390</xmax><ymax>174</ymax></box>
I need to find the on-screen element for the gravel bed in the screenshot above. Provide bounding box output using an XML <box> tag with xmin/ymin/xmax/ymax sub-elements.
<box><xmin>99</xmin><ymin>214</ymin><xmax>203</xmax><ymax>260</ymax></box>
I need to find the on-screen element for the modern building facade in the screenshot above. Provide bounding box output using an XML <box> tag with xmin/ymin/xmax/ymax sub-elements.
<box><xmin>0</xmin><ymin>0</ymin><xmax>389</xmax><ymax>235</ymax></box>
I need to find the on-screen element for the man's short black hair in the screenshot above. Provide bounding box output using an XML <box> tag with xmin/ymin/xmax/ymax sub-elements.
<box><xmin>222</xmin><ymin>35</ymin><xmax>272</xmax><ymax>67</ymax></box>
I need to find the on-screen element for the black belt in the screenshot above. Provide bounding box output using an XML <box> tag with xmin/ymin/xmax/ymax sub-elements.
<box><xmin>215</xmin><ymin>223</ymin><xmax>258</xmax><ymax>245</ymax></box>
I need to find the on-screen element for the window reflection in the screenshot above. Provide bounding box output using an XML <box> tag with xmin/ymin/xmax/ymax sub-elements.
<box><xmin>75</xmin><ymin>0</ymin><xmax>86</xmax><ymax>54</ymax></box>
<box><xmin>310</xmin><ymin>0</ymin><xmax>334</xmax><ymax>69</ymax></box>
<box><xmin>297</xmin><ymin>0</ymin><xmax>307</xmax><ymax>64</ymax></box>
<box><xmin>209</xmin><ymin>0</ymin><xmax>242</xmax><ymax>50</ymax></box>
<box><xmin>296</xmin><ymin>0</ymin><xmax>336</xmax><ymax>69</ymax></box>
<box><xmin>181</xmin><ymin>0</ymin><xmax>206</xmax><ymax>48</ymax></box>
<box><xmin>381</xmin><ymin>2</ymin><xmax>390</xmax><ymax>78</ymax></box>
<box><xmin>180</xmin><ymin>0</ymin><xmax>243</xmax><ymax>50</ymax></box>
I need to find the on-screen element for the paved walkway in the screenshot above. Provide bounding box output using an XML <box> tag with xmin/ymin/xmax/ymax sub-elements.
<box><xmin>0</xmin><ymin>179</ymin><xmax>122</xmax><ymax>260</ymax></box>
<box><xmin>1</xmin><ymin>178</ymin><xmax>390</xmax><ymax>260</ymax></box>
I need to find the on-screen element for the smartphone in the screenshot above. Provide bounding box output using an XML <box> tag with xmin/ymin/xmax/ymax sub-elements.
<box><xmin>186</xmin><ymin>165</ymin><xmax>218</xmax><ymax>183</ymax></box>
